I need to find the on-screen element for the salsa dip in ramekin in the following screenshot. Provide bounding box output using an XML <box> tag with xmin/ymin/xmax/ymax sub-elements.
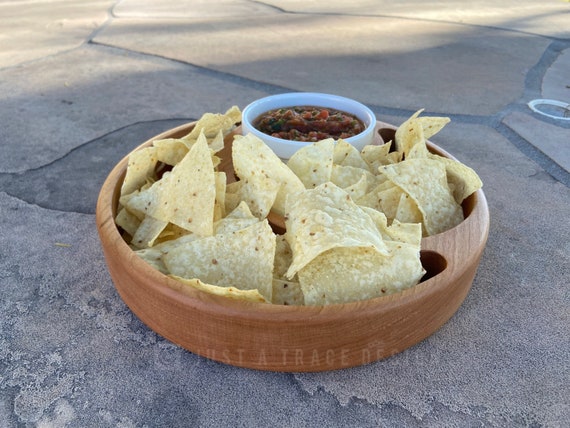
<box><xmin>241</xmin><ymin>92</ymin><xmax>377</xmax><ymax>159</ymax></box>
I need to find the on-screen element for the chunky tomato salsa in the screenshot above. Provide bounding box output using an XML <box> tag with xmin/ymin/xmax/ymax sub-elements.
<box><xmin>253</xmin><ymin>106</ymin><xmax>365</xmax><ymax>142</ymax></box>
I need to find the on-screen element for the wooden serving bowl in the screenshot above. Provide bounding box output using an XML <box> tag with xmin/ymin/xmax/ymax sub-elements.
<box><xmin>96</xmin><ymin>121</ymin><xmax>489</xmax><ymax>372</ymax></box>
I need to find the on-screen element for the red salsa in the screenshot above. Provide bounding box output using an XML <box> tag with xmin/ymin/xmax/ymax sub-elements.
<box><xmin>253</xmin><ymin>106</ymin><xmax>365</xmax><ymax>142</ymax></box>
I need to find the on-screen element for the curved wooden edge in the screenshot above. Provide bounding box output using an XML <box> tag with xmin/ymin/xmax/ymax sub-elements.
<box><xmin>96</xmin><ymin>119</ymin><xmax>490</xmax><ymax>372</ymax></box>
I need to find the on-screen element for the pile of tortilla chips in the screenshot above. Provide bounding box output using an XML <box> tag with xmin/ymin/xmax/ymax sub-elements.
<box><xmin>115</xmin><ymin>106</ymin><xmax>482</xmax><ymax>306</ymax></box>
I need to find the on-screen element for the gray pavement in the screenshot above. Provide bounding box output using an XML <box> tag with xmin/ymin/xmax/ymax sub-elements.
<box><xmin>1</xmin><ymin>1</ymin><xmax>569</xmax><ymax>426</ymax></box>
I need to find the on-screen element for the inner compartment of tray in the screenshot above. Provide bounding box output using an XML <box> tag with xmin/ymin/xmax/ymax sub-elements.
<box><xmin>420</xmin><ymin>250</ymin><xmax>447</xmax><ymax>282</ymax></box>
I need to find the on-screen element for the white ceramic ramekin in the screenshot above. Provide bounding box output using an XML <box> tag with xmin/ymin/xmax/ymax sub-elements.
<box><xmin>241</xmin><ymin>92</ymin><xmax>377</xmax><ymax>159</ymax></box>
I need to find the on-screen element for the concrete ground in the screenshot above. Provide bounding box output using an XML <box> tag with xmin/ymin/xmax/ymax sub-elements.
<box><xmin>1</xmin><ymin>1</ymin><xmax>569</xmax><ymax>426</ymax></box>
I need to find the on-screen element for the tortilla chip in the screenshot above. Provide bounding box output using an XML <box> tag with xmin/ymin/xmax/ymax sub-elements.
<box><xmin>395</xmin><ymin>192</ymin><xmax>424</xmax><ymax>227</ymax></box>
<box><xmin>418</xmin><ymin>116</ymin><xmax>451</xmax><ymax>140</ymax></box>
<box><xmin>358</xmin><ymin>206</ymin><xmax>391</xmax><ymax>240</ymax></box>
<box><xmin>214</xmin><ymin>171</ymin><xmax>227</xmax><ymax>220</ymax></box>
<box><xmin>154</xmin><ymin>222</ymin><xmax>192</xmax><ymax>244</ymax></box>
<box><xmin>214</xmin><ymin>202</ymin><xmax>259</xmax><ymax>235</ymax></box>
<box><xmin>131</xmin><ymin>216</ymin><xmax>168</xmax><ymax>249</ymax></box>
<box><xmin>356</xmin><ymin>180</ymin><xmax>403</xmax><ymax>222</ymax></box>
<box><xmin>133</xmin><ymin>232</ymin><xmax>201</xmax><ymax>274</ymax></box>
<box><xmin>394</xmin><ymin>111</ymin><xmax>450</xmax><ymax>159</ymax></box>
<box><xmin>235</xmin><ymin>175</ymin><xmax>280</xmax><ymax>219</ymax></box>
<box><xmin>394</xmin><ymin>111</ymin><xmax>428</xmax><ymax>159</ymax></box>
<box><xmin>330</xmin><ymin>165</ymin><xmax>370</xmax><ymax>201</ymax></box>
<box><xmin>429</xmin><ymin>154</ymin><xmax>483</xmax><ymax>203</ymax></box>
<box><xmin>331</xmin><ymin>164</ymin><xmax>371</xmax><ymax>188</ymax></box>
<box><xmin>232</xmin><ymin>133</ymin><xmax>305</xmax><ymax>216</ymax></box>
<box><xmin>385</xmin><ymin>219</ymin><xmax>423</xmax><ymax>246</ymax></box>
<box><xmin>183</xmin><ymin>106</ymin><xmax>241</xmax><ymax>142</ymax></box>
<box><xmin>225</xmin><ymin>200</ymin><xmax>257</xmax><ymax>220</ymax></box>
<box><xmin>115</xmin><ymin>207</ymin><xmax>141</xmax><ymax>237</ymax></box>
<box><xmin>361</xmin><ymin>142</ymin><xmax>394</xmax><ymax>171</ymax></box>
<box><xmin>287</xmin><ymin>138</ymin><xmax>334</xmax><ymax>188</ymax></box>
<box><xmin>153</xmin><ymin>138</ymin><xmax>190</xmax><ymax>166</ymax></box>
<box><xmin>298</xmin><ymin>241</ymin><xmax>425</xmax><ymax>305</ymax></box>
<box><xmin>125</xmin><ymin>133</ymin><xmax>216</xmax><ymax>236</ymax></box>
<box><xmin>169</xmin><ymin>276</ymin><xmax>268</xmax><ymax>303</ymax></box>
<box><xmin>284</xmin><ymin>182</ymin><xmax>389</xmax><ymax>279</ymax></box>
<box><xmin>386</xmin><ymin>151</ymin><xmax>403</xmax><ymax>164</ymax></box>
<box><xmin>296</xmin><ymin>215</ymin><xmax>423</xmax><ymax>305</ymax></box>
<box><xmin>162</xmin><ymin>220</ymin><xmax>276</xmax><ymax>301</ymax></box>
<box><xmin>208</xmin><ymin>130</ymin><xmax>226</xmax><ymax>153</ymax></box>
<box><xmin>333</xmin><ymin>139</ymin><xmax>370</xmax><ymax>171</ymax></box>
<box><xmin>135</xmin><ymin>247</ymin><xmax>168</xmax><ymax>274</ymax></box>
<box><xmin>224</xmin><ymin>191</ymin><xmax>241</xmax><ymax>215</ymax></box>
<box><xmin>274</xmin><ymin>234</ymin><xmax>293</xmax><ymax>280</ymax></box>
<box><xmin>121</xmin><ymin>146</ymin><xmax>159</xmax><ymax>197</ymax></box>
<box><xmin>380</xmin><ymin>158</ymin><xmax>463</xmax><ymax>235</ymax></box>
<box><xmin>272</xmin><ymin>278</ymin><xmax>304</xmax><ymax>306</ymax></box>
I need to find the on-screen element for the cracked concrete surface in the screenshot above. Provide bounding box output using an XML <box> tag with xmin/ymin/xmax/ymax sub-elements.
<box><xmin>1</xmin><ymin>1</ymin><xmax>569</xmax><ymax>426</ymax></box>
